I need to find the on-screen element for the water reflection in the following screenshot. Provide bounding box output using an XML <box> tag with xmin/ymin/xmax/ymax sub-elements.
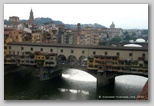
<box><xmin>114</xmin><ymin>75</ymin><xmax>148</xmax><ymax>99</ymax></box>
<box><xmin>4</xmin><ymin>68</ymin><xmax>148</xmax><ymax>100</ymax></box>
<box><xmin>115</xmin><ymin>75</ymin><xmax>148</xmax><ymax>86</ymax></box>
<box><xmin>62</xmin><ymin>69</ymin><xmax>96</xmax><ymax>82</ymax></box>
<box><xmin>58</xmin><ymin>88</ymin><xmax>89</xmax><ymax>95</ymax></box>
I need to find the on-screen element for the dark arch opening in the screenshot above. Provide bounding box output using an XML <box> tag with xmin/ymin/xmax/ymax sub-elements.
<box><xmin>78</xmin><ymin>56</ymin><xmax>86</xmax><ymax>62</ymax></box>
<box><xmin>58</xmin><ymin>54</ymin><xmax>67</xmax><ymax>64</ymax></box>
<box><xmin>78</xmin><ymin>56</ymin><xmax>87</xmax><ymax>66</ymax></box>
<box><xmin>67</xmin><ymin>55</ymin><xmax>77</xmax><ymax>65</ymax></box>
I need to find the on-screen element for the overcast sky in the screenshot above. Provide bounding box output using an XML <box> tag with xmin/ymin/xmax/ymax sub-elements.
<box><xmin>4</xmin><ymin>4</ymin><xmax>148</xmax><ymax>29</ymax></box>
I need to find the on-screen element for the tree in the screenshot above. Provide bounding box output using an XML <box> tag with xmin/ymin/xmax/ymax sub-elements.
<box><xmin>110</xmin><ymin>36</ymin><xmax>122</xmax><ymax>44</ymax></box>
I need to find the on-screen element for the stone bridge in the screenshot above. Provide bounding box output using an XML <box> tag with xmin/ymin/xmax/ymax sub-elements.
<box><xmin>56</xmin><ymin>64</ymin><xmax>148</xmax><ymax>87</ymax></box>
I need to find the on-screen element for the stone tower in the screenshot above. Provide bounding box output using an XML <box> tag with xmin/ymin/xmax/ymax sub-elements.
<box><xmin>110</xmin><ymin>22</ymin><xmax>115</xmax><ymax>29</ymax></box>
<box><xmin>28</xmin><ymin>9</ymin><xmax>34</xmax><ymax>25</ymax></box>
<box><xmin>77</xmin><ymin>23</ymin><xmax>81</xmax><ymax>35</ymax></box>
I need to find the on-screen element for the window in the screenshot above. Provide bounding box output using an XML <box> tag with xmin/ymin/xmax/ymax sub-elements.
<box><xmin>16</xmin><ymin>36</ymin><xmax>18</xmax><ymax>39</ymax></box>
<box><xmin>82</xmin><ymin>50</ymin><xmax>85</xmax><ymax>54</ymax></box>
<box><xmin>9</xmin><ymin>46</ymin><xmax>11</xmax><ymax>49</ymax></box>
<box><xmin>50</xmin><ymin>62</ymin><xmax>54</xmax><ymax>64</ymax></box>
<box><xmin>105</xmin><ymin>52</ymin><xmax>108</xmax><ymax>55</ymax></box>
<box><xmin>30</xmin><ymin>61</ymin><xmax>34</xmax><ymax>63</ymax></box>
<box><xmin>71</xmin><ymin>50</ymin><xmax>74</xmax><ymax>53</ymax></box>
<box><xmin>142</xmin><ymin>53</ymin><xmax>145</xmax><ymax>57</ymax></box>
<box><xmin>17</xmin><ymin>51</ymin><xmax>19</xmax><ymax>55</ymax></box>
<box><xmin>31</xmin><ymin>48</ymin><xmax>33</xmax><ymax>51</ymax></box>
<box><xmin>117</xmin><ymin>52</ymin><xmax>120</xmax><ymax>56</ymax></box>
<box><xmin>129</xmin><ymin>53</ymin><xmax>132</xmax><ymax>56</ymax></box>
<box><xmin>21</xmin><ymin>47</ymin><xmax>24</xmax><ymax>50</ymax></box>
<box><xmin>61</xmin><ymin>49</ymin><xmax>63</xmax><ymax>53</ymax></box>
<box><xmin>22</xmin><ymin>52</ymin><xmax>24</xmax><ymax>55</ymax></box>
<box><xmin>50</xmin><ymin>49</ymin><xmax>53</xmax><ymax>52</ymax></box>
<box><xmin>4</xmin><ymin>46</ymin><xmax>7</xmax><ymax>49</ymax></box>
<box><xmin>9</xmin><ymin>51</ymin><xmax>11</xmax><ymax>55</ymax></box>
<box><xmin>93</xmin><ymin>51</ymin><xmax>96</xmax><ymax>55</ymax></box>
<box><xmin>41</xmin><ymin>48</ymin><xmax>43</xmax><ymax>51</ymax></box>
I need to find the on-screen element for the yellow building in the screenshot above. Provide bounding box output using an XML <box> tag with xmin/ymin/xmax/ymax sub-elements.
<box><xmin>32</xmin><ymin>32</ymin><xmax>42</xmax><ymax>43</ymax></box>
<box><xmin>10</xmin><ymin>30</ymin><xmax>23</xmax><ymax>42</ymax></box>
<box><xmin>4</xmin><ymin>37</ymin><xmax>12</xmax><ymax>57</ymax></box>
<box><xmin>34</xmin><ymin>52</ymin><xmax>57</xmax><ymax>67</ymax></box>
<box><xmin>87</xmin><ymin>55</ymin><xmax>147</xmax><ymax>74</ymax></box>
<box><xmin>34</xmin><ymin>52</ymin><xmax>46</xmax><ymax>66</ymax></box>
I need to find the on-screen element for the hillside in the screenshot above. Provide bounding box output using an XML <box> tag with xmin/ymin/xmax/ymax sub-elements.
<box><xmin>4</xmin><ymin>17</ymin><xmax>106</xmax><ymax>29</ymax></box>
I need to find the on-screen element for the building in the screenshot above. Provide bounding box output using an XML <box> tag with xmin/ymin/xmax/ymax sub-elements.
<box><xmin>17</xmin><ymin>23</ymin><xmax>32</xmax><ymax>33</ymax></box>
<box><xmin>8</xmin><ymin>16</ymin><xmax>20</xmax><ymax>28</ymax></box>
<box><xmin>35</xmin><ymin>52</ymin><xmax>57</xmax><ymax>67</ymax></box>
<box><xmin>4</xmin><ymin>38</ymin><xmax>12</xmax><ymax>57</ymax></box>
<box><xmin>57</xmin><ymin>25</ymin><xmax>65</xmax><ymax>44</ymax></box>
<box><xmin>63</xmin><ymin>30</ymin><xmax>75</xmax><ymax>45</ymax></box>
<box><xmin>32</xmin><ymin>31</ymin><xmax>42</xmax><ymax>43</ymax></box>
<box><xmin>9</xmin><ymin>30</ymin><xmax>23</xmax><ymax>42</ymax></box>
<box><xmin>87</xmin><ymin>55</ymin><xmax>148</xmax><ymax>74</ymax></box>
<box><xmin>6</xmin><ymin>42</ymin><xmax>148</xmax><ymax>62</ymax></box>
<box><xmin>110</xmin><ymin>22</ymin><xmax>115</xmax><ymax>29</ymax></box>
<box><xmin>9</xmin><ymin>16</ymin><xmax>19</xmax><ymax>23</ymax></box>
<box><xmin>28</xmin><ymin>9</ymin><xmax>34</xmax><ymax>25</ymax></box>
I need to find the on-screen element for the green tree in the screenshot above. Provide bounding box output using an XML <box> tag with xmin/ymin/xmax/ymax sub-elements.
<box><xmin>111</xmin><ymin>36</ymin><xmax>122</xmax><ymax>44</ymax></box>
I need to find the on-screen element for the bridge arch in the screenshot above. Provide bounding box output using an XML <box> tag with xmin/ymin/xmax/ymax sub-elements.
<box><xmin>62</xmin><ymin>68</ymin><xmax>97</xmax><ymax>81</ymax></box>
<box><xmin>67</xmin><ymin>55</ymin><xmax>77</xmax><ymax>65</ymax></box>
<box><xmin>78</xmin><ymin>55</ymin><xmax>86</xmax><ymax>62</ymax></box>
<box><xmin>114</xmin><ymin>72</ymin><xmax>148</xmax><ymax>78</ymax></box>
<box><xmin>57</xmin><ymin>54</ymin><xmax>67</xmax><ymax>64</ymax></box>
<box><xmin>78</xmin><ymin>55</ymin><xmax>87</xmax><ymax>66</ymax></box>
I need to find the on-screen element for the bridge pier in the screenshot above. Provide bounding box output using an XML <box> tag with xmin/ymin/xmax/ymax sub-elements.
<box><xmin>39</xmin><ymin>67</ymin><xmax>62</xmax><ymax>81</ymax></box>
<box><xmin>97</xmin><ymin>71</ymin><xmax>116</xmax><ymax>87</ymax></box>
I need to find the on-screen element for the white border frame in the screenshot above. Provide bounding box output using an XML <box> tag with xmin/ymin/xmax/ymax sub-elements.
<box><xmin>1</xmin><ymin>0</ymin><xmax>153</xmax><ymax>106</ymax></box>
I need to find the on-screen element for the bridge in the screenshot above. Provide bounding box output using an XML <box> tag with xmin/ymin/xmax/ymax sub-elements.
<box><xmin>7</xmin><ymin>42</ymin><xmax>148</xmax><ymax>63</ymax></box>
<box><xmin>58</xmin><ymin>63</ymin><xmax>148</xmax><ymax>87</ymax></box>
<box><xmin>5</xmin><ymin>42</ymin><xmax>148</xmax><ymax>87</ymax></box>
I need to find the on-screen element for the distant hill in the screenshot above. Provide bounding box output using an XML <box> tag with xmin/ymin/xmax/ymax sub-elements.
<box><xmin>4</xmin><ymin>17</ymin><xmax>106</xmax><ymax>29</ymax></box>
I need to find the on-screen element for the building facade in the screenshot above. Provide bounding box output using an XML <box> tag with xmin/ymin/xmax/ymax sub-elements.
<box><xmin>7</xmin><ymin>42</ymin><xmax>148</xmax><ymax>61</ymax></box>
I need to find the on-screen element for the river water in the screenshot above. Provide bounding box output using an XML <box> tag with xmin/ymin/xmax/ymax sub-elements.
<box><xmin>4</xmin><ymin>68</ymin><xmax>148</xmax><ymax>100</ymax></box>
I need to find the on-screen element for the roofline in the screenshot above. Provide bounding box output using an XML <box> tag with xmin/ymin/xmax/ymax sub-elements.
<box><xmin>7</xmin><ymin>42</ymin><xmax>148</xmax><ymax>51</ymax></box>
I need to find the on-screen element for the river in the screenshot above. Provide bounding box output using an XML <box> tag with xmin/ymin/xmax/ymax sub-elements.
<box><xmin>4</xmin><ymin>68</ymin><xmax>148</xmax><ymax>100</ymax></box>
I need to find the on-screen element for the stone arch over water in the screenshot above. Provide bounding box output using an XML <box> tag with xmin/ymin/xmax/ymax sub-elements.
<box><xmin>58</xmin><ymin>54</ymin><xmax>67</xmax><ymax>64</ymax></box>
<box><xmin>78</xmin><ymin>55</ymin><xmax>86</xmax><ymax>62</ymax></box>
<box><xmin>67</xmin><ymin>55</ymin><xmax>77</xmax><ymax>65</ymax></box>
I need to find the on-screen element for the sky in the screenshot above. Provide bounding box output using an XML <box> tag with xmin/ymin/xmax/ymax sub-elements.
<box><xmin>4</xmin><ymin>4</ymin><xmax>148</xmax><ymax>29</ymax></box>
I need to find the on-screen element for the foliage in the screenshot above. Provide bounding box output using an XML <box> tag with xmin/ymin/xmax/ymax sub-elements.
<box><xmin>110</xmin><ymin>36</ymin><xmax>122</xmax><ymax>44</ymax></box>
<box><xmin>141</xmin><ymin>30</ymin><xmax>148</xmax><ymax>35</ymax></box>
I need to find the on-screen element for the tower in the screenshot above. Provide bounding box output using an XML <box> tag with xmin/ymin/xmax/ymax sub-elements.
<box><xmin>110</xmin><ymin>22</ymin><xmax>115</xmax><ymax>29</ymax></box>
<box><xmin>28</xmin><ymin>9</ymin><xmax>34</xmax><ymax>25</ymax></box>
<box><xmin>77</xmin><ymin>23</ymin><xmax>81</xmax><ymax>31</ymax></box>
<box><xmin>77</xmin><ymin>23</ymin><xmax>81</xmax><ymax>35</ymax></box>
